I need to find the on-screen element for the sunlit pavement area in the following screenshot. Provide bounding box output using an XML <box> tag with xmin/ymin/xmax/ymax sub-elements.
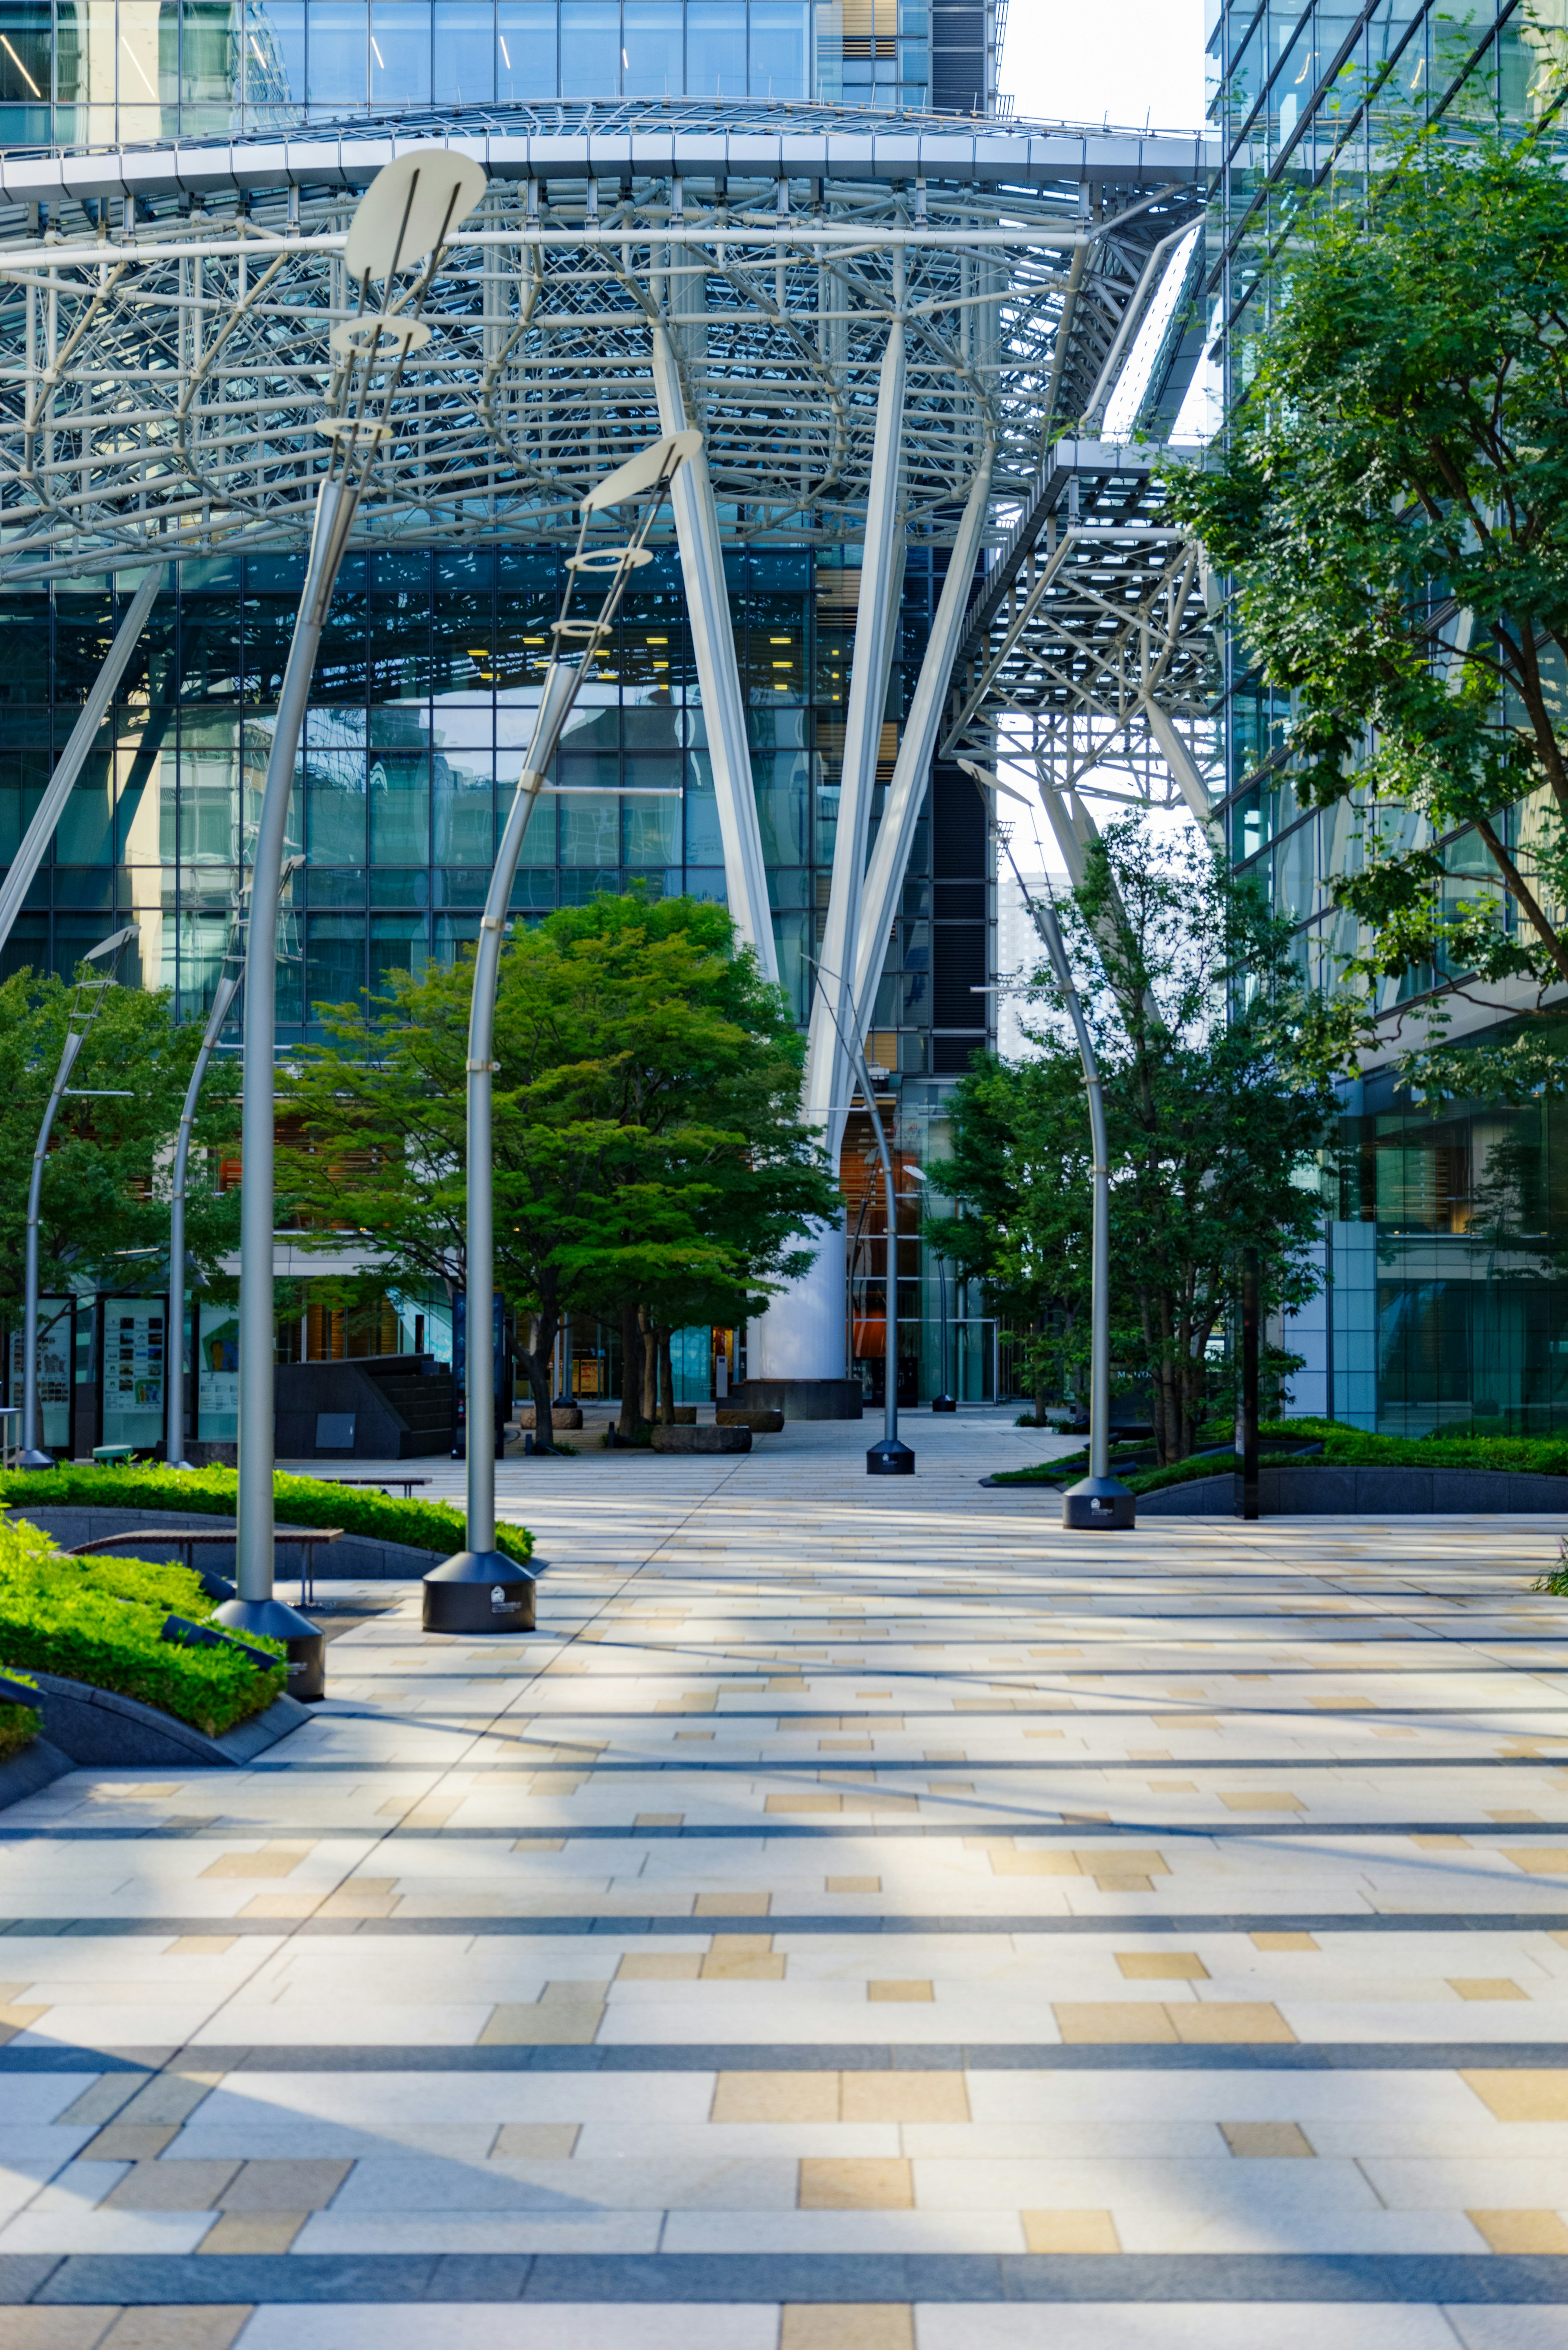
<box><xmin>3</xmin><ymin>1408</ymin><xmax>1568</xmax><ymax>2350</ymax></box>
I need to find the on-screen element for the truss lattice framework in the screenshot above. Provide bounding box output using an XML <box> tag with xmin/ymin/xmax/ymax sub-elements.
<box><xmin>941</xmin><ymin>437</ymin><xmax>1222</xmax><ymax>813</ymax></box>
<box><xmin>0</xmin><ymin>111</ymin><xmax>1205</xmax><ymax>584</ymax></box>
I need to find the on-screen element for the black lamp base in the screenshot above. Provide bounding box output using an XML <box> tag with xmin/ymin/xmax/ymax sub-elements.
<box><xmin>1061</xmin><ymin>1474</ymin><xmax>1136</xmax><ymax>1531</ymax></box>
<box><xmin>930</xmin><ymin>1394</ymin><xmax>957</xmax><ymax>1414</ymax></box>
<box><xmin>422</xmin><ymin>1549</ymin><xmax>538</xmax><ymax>1634</ymax></box>
<box><xmin>867</xmin><ymin>1438</ymin><xmax>916</xmax><ymax>1476</ymax></box>
<box><xmin>213</xmin><ymin>1594</ymin><xmax>326</xmax><ymax>1701</ymax></box>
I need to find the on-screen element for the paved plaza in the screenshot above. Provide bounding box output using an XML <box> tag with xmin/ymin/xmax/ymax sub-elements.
<box><xmin>2</xmin><ymin>1410</ymin><xmax>1568</xmax><ymax>2346</ymax></box>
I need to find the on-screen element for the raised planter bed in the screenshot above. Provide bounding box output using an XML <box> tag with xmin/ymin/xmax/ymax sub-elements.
<box><xmin>22</xmin><ymin>1670</ymin><xmax>311</xmax><ymax>1768</ymax></box>
<box><xmin>1138</xmin><ymin>1465</ymin><xmax>1568</xmax><ymax>1516</ymax></box>
<box><xmin>650</xmin><ymin>1425</ymin><xmax>752</xmax><ymax>1455</ymax></box>
<box><xmin>716</xmin><ymin>1407</ymin><xmax>784</xmax><ymax>1433</ymax></box>
<box><xmin>11</xmin><ymin>1506</ymin><xmax>449</xmax><ymax>1581</ymax></box>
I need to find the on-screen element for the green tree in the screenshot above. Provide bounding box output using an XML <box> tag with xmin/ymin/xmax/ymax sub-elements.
<box><xmin>1166</xmin><ymin>123</ymin><xmax>1568</xmax><ymax>1093</ymax></box>
<box><xmin>0</xmin><ymin>968</ymin><xmax>241</xmax><ymax>1360</ymax></box>
<box><xmin>931</xmin><ymin>824</ymin><xmax>1333</xmax><ymax>1463</ymax></box>
<box><xmin>281</xmin><ymin>893</ymin><xmax>837</xmax><ymax>1442</ymax></box>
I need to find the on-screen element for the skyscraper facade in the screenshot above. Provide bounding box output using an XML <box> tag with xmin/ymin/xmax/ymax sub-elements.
<box><xmin>1210</xmin><ymin>0</ymin><xmax>1568</xmax><ymax>1434</ymax></box>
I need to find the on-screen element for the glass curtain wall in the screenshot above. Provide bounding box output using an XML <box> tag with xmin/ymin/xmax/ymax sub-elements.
<box><xmin>1212</xmin><ymin>0</ymin><xmax>1568</xmax><ymax>1429</ymax></box>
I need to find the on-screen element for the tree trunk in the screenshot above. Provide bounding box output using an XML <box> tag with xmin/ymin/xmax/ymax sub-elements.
<box><xmin>639</xmin><ymin>1305</ymin><xmax>658</xmax><ymax>1422</ymax></box>
<box><xmin>657</xmin><ymin>1325</ymin><xmax>675</xmax><ymax>1423</ymax></box>
<box><xmin>516</xmin><ymin>1301</ymin><xmax>559</xmax><ymax>1453</ymax></box>
<box><xmin>619</xmin><ymin>1298</ymin><xmax>646</xmax><ymax>1439</ymax></box>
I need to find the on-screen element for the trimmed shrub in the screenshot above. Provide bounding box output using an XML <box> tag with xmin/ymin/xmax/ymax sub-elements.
<box><xmin>991</xmin><ymin>1418</ymin><xmax>1568</xmax><ymax>1496</ymax></box>
<box><xmin>0</xmin><ymin>1699</ymin><xmax>38</xmax><ymax>1760</ymax></box>
<box><xmin>0</xmin><ymin>1514</ymin><xmax>286</xmax><ymax>1737</ymax></box>
<box><xmin>0</xmin><ymin>1462</ymin><xmax>533</xmax><ymax>1565</ymax></box>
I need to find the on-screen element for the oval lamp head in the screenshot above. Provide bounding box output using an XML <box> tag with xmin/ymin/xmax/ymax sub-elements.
<box><xmin>345</xmin><ymin>147</ymin><xmax>488</xmax><ymax>281</ymax></box>
<box><xmin>582</xmin><ymin>428</ymin><xmax>704</xmax><ymax>513</ymax></box>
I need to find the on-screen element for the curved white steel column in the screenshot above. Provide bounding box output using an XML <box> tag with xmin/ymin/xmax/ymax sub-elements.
<box><xmin>852</xmin><ymin>457</ymin><xmax>992</xmax><ymax>1042</ymax></box>
<box><xmin>651</xmin><ymin>324</ymin><xmax>776</xmax><ymax>982</ymax></box>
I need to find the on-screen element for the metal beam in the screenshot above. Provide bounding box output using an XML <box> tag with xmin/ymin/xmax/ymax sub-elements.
<box><xmin>853</xmin><ymin>458</ymin><xmax>993</xmax><ymax>1041</ymax></box>
<box><xmin>652</xmin><ymin>323</ymin><xmax>777</xmax><ymax>981</ymax></box>
<box><xmin>807</xmin><ymin>276</ymin><xmax>907</xmax><ymax>1148</ymax></box>
<box><xmin>1145</xmin><ymin>701</ymin><xmax>1221</xmax><ymax>840</ymax></box>
<box><xmin>0</xmin><ymin>566</ymin><xmax>163</xmax><ymax>961</ymax></box>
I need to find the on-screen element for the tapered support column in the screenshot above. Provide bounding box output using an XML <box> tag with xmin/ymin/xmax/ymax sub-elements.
<box><xmin>652</xmin><ymin>326</ymin><xmax>776</xmax><ymax>981</ymax></box>
<box><xmin>0</xmin><ymin>567</ymin><xmax>163</xmax><ymax>962</ymax></box>
<box><xmin>852</xmin><ymin>459</ymin><xmax>992</xmax><ymax>1040</ymax></box>
<box><xmin>1146</xmin><ymin>703</ymin><xmax>1221</xmax><ymax>842</ymax></box>
<box><xmin>807</xmin><ymin>293</ymin><xmax>907</xmax><ymax>1161</ymax></box>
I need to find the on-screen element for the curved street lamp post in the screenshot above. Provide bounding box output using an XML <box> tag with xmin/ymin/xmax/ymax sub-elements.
<box><xmin>422</xmin><ymin>428</ymin><xmax>702</xmax><ymax>1634</ymax></box>
<box><xmin>218</xmin><ymin>150</ymin><xmax>488</xmax><ymax>1692</ymax></box>
<box><xmin>18</xmin><ymin>926</ymin><xmax>139</xmax><ymax>1469</ymax></box>
<box><xmin>960</xmin><ymin>763</ymin><xmax>1134</xmax><ymax>1532</ymax></box>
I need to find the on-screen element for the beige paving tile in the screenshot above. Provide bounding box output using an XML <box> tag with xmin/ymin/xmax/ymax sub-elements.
<box><xmin>165</xmin><ymin>1940</ymin><xmax>236</xmax><ymax>1957</ymax></box>
<box><xmin>1172</xmin><ymin>2004</ymin><xmax>1297</xmax><ymax>2045</ymax></box>
<box><xmin>799</xmin><ymin>2158</ymin><xmax>913</xmax><ymax>2209</ymax></box>
<box><xmin>826</xmin><ymin>1877</ymin><xmax>880</xmax><ymax>1893</ymax></box>
<box><xmin>1467</xmin><ymin>2209</ymin><xmax>1568</xmax><ymax>2252</ymax></box>
<box><xmin>100</xmin><ymin>2317</ymin><xmax>251</xmax><ymax>2350</ymax></box>
<box><xmin>1252</xmin><ymin>1932</ymin><xmax>1320</xmax><ymax>1951</ymax></box>
<box><xmin>197</xmin><ymin>2214</ymin><xmax>307</xmax><ymax>2254</ymax></box>
<box><xmin>1462</xmin><ymin>2070</ymin><xmax>1568</xmax><ymax>2120</ymax></box>
<box><xmin>1219</xmin><ymin>1792</ymin><xmax>1306</xmax><ymax>1813</ymax></box>
<box><xmin>617</xmin><ymin>1954</ymin><xmax>704</xmax><ymax>1980</ymax></box>
<box><xmin>198</xmin><ymin>1844</ymin><xmax>314</xmax><ymax>1880</ymax></box>
<box><xmin>1053</xmin><ymin>2003</ymin><xmax>1177</xmax><ymax>2045</ymax></box>
<box><xmin>867</xmin><ymin>1982</ymin><xmax>933</xmax><ymax>2002</ymax></box>
<box><xmin>492</xmin><ymin>2125</ymin><xmax>581</xmax><ymax>2158</ymax></box>
<box><xmin>479</xmin><ymin>2002</ymin><xmax>602</xmax><ymax>2046</ymax></box>
<box><xmin>1449</xmin><ymin>1980</ymin><xmax>1529</xmax><ymax>2001</ymax></box>
<box><xmin>1021</xmin><ymin>2209</ymin><xmax>1121</xmax><ymax>2252</ymax></box>
<box><xmin>1116</xmin><ymin>1953</ymin><xmax>1208</xmax><ymax>1980</ymax></box>
<box><xmin>780</xmin><ymin>2308</ymin><xmax>913</xmax><ymax>2350</ymax></box>
<box><xmin>1223</xmin><ymin>2122</ymin><xmax>1316</xmax><ymax>2158</ymax></box>
<box><xmin>103</xmin><ymin>2160</ymin><xmax>241</xmax><ymax>2210</ymax></box>
<box><xmin>1503</xmin><ymin>1849</ymin><xmax>1568</xmax><ymax>1875</ymax></box>
<box><xmin>219</xmin><ymin>2160</ymin><xmax>350</xmax><ymax>2211</ymax></box>
<box><xmin>81</xmin><ymin>2126</ymin><xmax>178</xmax><ymax>2162</ymax></box>
<box><xmin>695</xmin><ymin>1892</ymin><xmax>770</xmax><ymax>1915</ymax></box>
<box><xmin>713</xmin><ymin>2072</ymin><xmax>840</xmax><ymax>2123</ymax></box>
<box><xmin>0</xmin><ymin>2317</ymin><xmax>118</xmax><ymax>2350</ymax></box>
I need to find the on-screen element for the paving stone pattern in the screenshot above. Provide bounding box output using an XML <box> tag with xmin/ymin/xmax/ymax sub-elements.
<box><xmin>2</xmin><ymin>1410</ymin><xmax>1568</xmax><ymax>2348</ymax></box>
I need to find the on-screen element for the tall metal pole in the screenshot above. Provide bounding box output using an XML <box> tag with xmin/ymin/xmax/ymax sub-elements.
<box><xmin>961</xmin><ymin>769</ymin><xmax>1134</xmax><ymax>1530</ymax></box>
<box><xmin>166</xmin><ymin>963</ymin><xmax>243</xmax><ymax>1471</ymax></box>
<box><xmin>423</xmin><ymin>430</ymin><xmax>701</xmax><ymax>1634</ymax></box>
<box><xmin>19</xmin><ymin>926</ymin><xmax>137</xmax><ymax>1469</ymax></box>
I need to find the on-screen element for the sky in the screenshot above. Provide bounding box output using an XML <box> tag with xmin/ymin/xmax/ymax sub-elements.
<box><xmin>1000</xmin><ymin>0</ymin><xmax>1207</xmax><ymax>133</ymax></box>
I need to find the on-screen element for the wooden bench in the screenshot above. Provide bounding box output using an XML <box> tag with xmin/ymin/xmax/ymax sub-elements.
<box><xmin>311</xmin><ymin>1474</ymin><xmax>432</xmax><ymax>1499</ymax></box>
<box><xmin>67</xmin><ymin>1525</ymin><xmax>344</xmax><ymax>1607</ymax></box>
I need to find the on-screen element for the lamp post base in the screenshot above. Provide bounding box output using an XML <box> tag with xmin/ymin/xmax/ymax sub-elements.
<box><xmin>213</xmin><ymin>1594</ymin><xmax>326</xmax><ymax>1701</ymax></box>
<box><xmin>930</xmin><ymin>1394</ymin><xmax>957</xmax><ymax>1414</ymax></box>
<box><xmin>1061</xmin><ymin>1475</ymin><xmax>1136</xmax><ymax>1531</ymax></box>
<box><xmin>17</xmin><ymin>1447</ymin><xmax>54</xmax><ymax>1470</ymax></box>
<box><xmin>422</xmin><ymin>1550</ymin><xmax>537</xmax><ymax>1634</ymax></box>
<box><xmin>867</xmin><ymin>1438</ymin><xmax>916</xmax><ymax>1476</ymax></box>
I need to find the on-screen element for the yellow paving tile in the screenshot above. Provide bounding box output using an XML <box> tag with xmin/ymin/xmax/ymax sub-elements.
<box><xmin>799</xmin><ymin>2158</ymin><xmax>913</xmax><ymax>2210</ymax></box>
<box><xmin>867</xmin><ymin>1980</ymin><xmax>933</xmax><ymax>2001</ymax></box>
<box><xmin>1462</xmin><ymin>2070</ymin><xmax>1568</xmax><ymax>2120</ymax></box>
<box><xmin>840</xmin><ymin>2072</ymin><xmax>970</xmax><ymax>2123</ymax></box>
<box><xmin>198</xmin><ymin>1843</ymin><xmax>315</xmax><ymax>1879</ymax></box>
<box><xmin>780</xmin><ymin>2309</ymin><xmax>914</xmax><ymax>2350</ymax></box>
<box><xmin>1223</xmin><ymin>2122</ymin><xmax>1315</xmax><ymax>2157</ymax></box>
<box><xmin>1449</xmin><ymin>1979</ymin><xmax>1529</xmax><ymax>2001</ymax></box>
<box><xmin>617</xmin><ymin>1953</ymin><xmax>704</xmax><ymax>1980</ymax></box>
<box><xmin>492</xmin><ymin>2124</ymin><xmax>581</xmax><ymax>2157</ymax></box>
<box><xmin>1251</xmin><ymin>1932</ymin><xmax>1320</xmax><ymax>1951</ymax></box>
<box><xmin>695</xmin><ymin>1891</ymin><xmax>771</xmax><ymax>1915</ymax></box>
<box><xmin>1116</xmin><ymin>1951</ymin><xmax>1208</xmax><ymax>1980</ymax></box>
<box><xmin>826</xmin><ymin>1875</ymin><xmax>880</xmax><ymax>1893</ymax></box>
<box><xmin>101</xmin><ymin>2317</ymin><xmax>252</xmax><ymax>2350</ymax></box>
<box><xmin>1170</xmin><ymin>2004</ymin><xmax>1297</xmax><ymax>2044</ymax></box>
<box><xmin>1021</xmin><ymin>2210</ymin><xmax>1121</xmax><ymax>2251</ymax></box>
<box><xmin>1502</xmin><ymin>1849</ymin><xmax>1568</xmax><ymax>1875</ymax></box>
<box><xmin>1467</xmin><ymin>2210</ymin><xmax>1568</xmax><ymax>2253</ymax></box>
<box><xmin>197</xmin><ymin>2214</ymin><xmax>308</xmax><ymax>2255</ymax></box>
<box><xmin>1219</xmin><ymin>1792</ymin><xmax>1306</xmax><ymax>1812</ymax></box>
<box><xmin>1053</xmin><ymin>2003</ymin><xmax>1178</xmax><ymax>2044</ymax></box>
<box><xmin>713</xmin><ymin>2072</ymin><xmax>840</xmax><ymax>2123</ymax></box>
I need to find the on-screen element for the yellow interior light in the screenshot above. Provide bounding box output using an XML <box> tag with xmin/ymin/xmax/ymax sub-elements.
<box><xmin>646</xmin><ymin>635</ymin><xmax>668</xmax><ymax>644</ymax></box>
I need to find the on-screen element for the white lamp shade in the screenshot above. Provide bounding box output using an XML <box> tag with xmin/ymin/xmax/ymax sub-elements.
<box><xmin>345</xmin><ymin>148</ymin><xmax>489</xmax><ymax>281</ymax></box>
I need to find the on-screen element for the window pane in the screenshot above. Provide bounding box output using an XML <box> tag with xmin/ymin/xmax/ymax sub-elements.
<box><xmin>433</xmin><ymin>0</ymin><xmax>491</xmax><ymax>99</ymax></box>
<box><xmin>559</xmin><ymin>0</ymin><xmax>615</xmax><ymax>95</ymax></box>
<box><xmin>370</xmin><ymin>0</ymin><xmax>428</xmax><ymax>103</ymax></box>
<box><xmin>247</xmin><ymin>0</ymin><xmax>302</xmax><ymax>106</ymax></box>
<box><xmin>370</xmin><ymin>750</ymin><xmax>430</xmax><ymax>865</ymax></box>
<box><xmin>687</xmin><ymin>0</ymin><xmax>741</xmax><ymax>94</ymax></box>
<box><xmin>181</xmin><ymin>0</ymin><xmax>238</xmax><ymax>107</ymax></box>
<box><xmin>0</xmin><ymin>0</ymin><xmax>51</xmax><ymax>116</ymax></box>
<box><xmin>750</xmin><ymin>0</ymin><xmax>805</xmax><ymax>97</ymax></box>
<box><xmin>497</xmin><ymin>0</ymin><xmax>552</xmax><ymax>96</ymax></box>
<box><xmin>623</xmin><ymin>0</ymin><xmax>678</xmax><ymax>93</ymax></box>
<box><xmin>306</xmin><ymin>0</ymin><xmax>364</xmax><ymax>105</ymax></box>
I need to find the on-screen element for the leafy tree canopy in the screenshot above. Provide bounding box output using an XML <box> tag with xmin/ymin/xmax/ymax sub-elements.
<box><xmin>280</xmin><ymin>892</ymin><xmax>838</xmax><ymax>1433</ymax></box>
<box><xmin>1166</xmin><ymin>122</ymin><xmax>1568</xmax><ymax>1095</ymax></box>
<box><xmin>930</xmin><ymin>823</ymin><xmax>1333</xmax><ymax>1463</ymax></box>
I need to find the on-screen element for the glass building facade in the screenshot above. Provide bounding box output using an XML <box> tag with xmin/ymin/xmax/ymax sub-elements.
<box><xmin>0</xmin><ymin>2</ymin><xmax>1006</xmax><ymax>1434</ymax></box>
<box><xmin>1209</xmin><ymin>0</ymin><xmax>1568</xmax><ymax>1431</ymax></box>
<box><xmin>0</xmin><ymin>0</ymin><xmax>954</xmax><ymax>145</ymax></box>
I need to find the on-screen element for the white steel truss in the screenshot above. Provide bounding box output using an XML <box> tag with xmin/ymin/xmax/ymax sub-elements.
<box><xmin>940</xmin><ymin>436</ymin><xmax>1223</xmax><ymax>820</ymax></box>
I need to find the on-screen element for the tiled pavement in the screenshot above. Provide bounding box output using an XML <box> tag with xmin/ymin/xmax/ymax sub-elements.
<box><xmin>2</xmin><ymin>1408</ymin><xmax>1568</xmax><ymax>2348</ymax></box>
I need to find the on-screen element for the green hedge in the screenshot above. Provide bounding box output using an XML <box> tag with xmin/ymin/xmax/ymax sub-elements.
<box><xmin>0</xmin><ymin>1513</ymin><xmax>287</xmax><ymax>1738</ymax></box>
<box><xmin>992</xmin><ymin>1417</ymin><xmax>1568</xmax><ymax>1497</ymax></box>
<box><xmin>0</xmin><ymin>1462</ymin><xmax>533</xmax><ymax>1565</ymax></box>
<box><xmin>0</xmin><ymin>1699</ymin><xmax>38</xmax><ymax>1761</ymax></box>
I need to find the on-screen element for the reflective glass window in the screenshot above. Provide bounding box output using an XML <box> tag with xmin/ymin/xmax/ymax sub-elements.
<box><xmin>0</xmin><ymin>1</ymin><xmax>51</xmax><ymax>110</ymax></box>
<box><xmin>497</xmin><ymin>0</ymin><xmax>553</xmax><ymax>96</ymax></box>
<box><xmin>622</xmin><ymin>0</ymin><xmax>679</xmax><ymax>92</ymax></box>
<box><xmin>751</xmin><ymin>0</ymin><xmax>806</xmax><ymax>95</ymax></box>
<box><xmin>688</xmin><ymin>0</ymin><xmax>742</xmax><ymax>94</ymax></box>
<box><xmin>559</xmin><ymin>0</ymin><xmax>615</xmax><ymax>94</ymax></box>
<box><xmin>306</xmin><ymin>0</ymin><xmax>365</xmax><ymax>105</ymax></box>
<box><xmin>433</xmin><ymin>0</ymin><xmax>492</xmax><ymax>99</ymax></box>
<box><xmin>370</xmin><ymin>0</ymin><xmax>429</xmax><ymax>100</ymax></box>
<box><xmin>247</xmin><ymin>0</ymin><xmax>303</xmax><ymax>105</ymax></box>
<box><xmin>180</xmin><ymin>0</ymin><xmax>238</xmax><ymax>109</ymax></box>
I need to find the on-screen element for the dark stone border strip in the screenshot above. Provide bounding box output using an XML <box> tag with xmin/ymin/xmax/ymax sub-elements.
<box><xmin>8</xmin><ymin>2250</ymin><xmax>1568</xmax><ymax>2306</ymax></box>
<box><xmin>1</xmin><ymin>2040</ymin><xmax>1562</xmax><ymax>2075</ymax></box>
<box><xmin>5</xmin><ymin>1911</ymin><xmax>1567</xmax><ymax>1940</ymax></box>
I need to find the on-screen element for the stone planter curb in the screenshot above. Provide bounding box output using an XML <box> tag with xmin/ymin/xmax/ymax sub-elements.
<box><xmin>17</xmin><ymin>1671</ymin><xmax>311</xmax><ymax>1774</ymax></box>
<box><xmin>9</xmin><ymin>1504</ymin><xmax>455</xmax><ymax>1581</ymax></box>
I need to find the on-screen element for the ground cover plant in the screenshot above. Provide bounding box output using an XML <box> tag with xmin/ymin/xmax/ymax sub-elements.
<box><xmin>0</xmin><ymin>1463</ymin><xmax>534</xmax><ymax>1565</ymax></box>
<box><xmin>0</xmin><ymin>1513</ymin><xmax>285</xmax><ymax>1736</ymax></box>
<box><xmin>990</xmin><ymin>1419</ymin><xmax>1568</xmax><ymax>1496</ymax></box>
